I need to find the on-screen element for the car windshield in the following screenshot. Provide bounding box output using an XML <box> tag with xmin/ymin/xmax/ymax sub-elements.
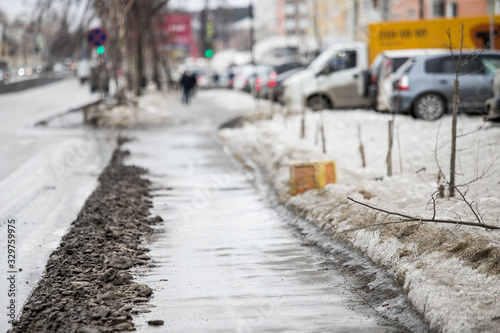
<box><xmin>308</xmin><ymin>47</ymin><xmax>338</xmax><ymax>73</ymax></box>
<box><xmin>482</xmin><ymin>56</ymin><xmax>500</xmax><ymax>75</ymax></box>
<box><xmin>393</xmin><ymin>58</ymin><xmax>414</xmax><ymax>77</ymax></box>
<box><xmin>392</xmin><ymin>57</ymin><xmax>410</xmax><ymax>72</ymax></box>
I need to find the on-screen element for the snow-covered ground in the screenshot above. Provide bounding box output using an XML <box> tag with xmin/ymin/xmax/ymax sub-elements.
<box><xmin>219</xmin><ymin>101</ymin><xmax>500</xmax><ymax>333</ymax></box>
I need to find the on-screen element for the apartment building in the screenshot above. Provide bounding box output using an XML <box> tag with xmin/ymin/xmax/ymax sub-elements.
<box><xmin>254</xmin><ymin>0</ymin><xmax>384</xmax><ymax>49</ymax></box>
<box><xmin>390</xmin><ymin>0</ymin><xmax>500</xmax><ymax>20</ymax></box>
<box><xmin>254</xmin><ymin>0</ymin><xmax>310</xmax><ymax>40</ymax></box>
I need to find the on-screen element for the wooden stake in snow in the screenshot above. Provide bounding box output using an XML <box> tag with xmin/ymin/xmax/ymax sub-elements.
<box><xmin>301</xmin><ymin>94</ymin><xmax>306</xmax><ymax>139</ymax></box>
<box><xmin>270</xmin><ymin>87</ymin><xmax>275</xmax><ymax>118</ymax></box>
<box><xmin>320</xmin><ymin>111</ymin><xmax>326</xmax><ymax>154</ymax></box>
<box><xmin>314</xmin><ymin>120</ymin><xmax>319</xmax><ymax>146</ymax></box>
<box><xmin>358</xmin><ymin>124</ymin><xmax>366</xmax><ymax>168</ymax></box>
<box><xmin>386</xmin><ymin>120</ymin><xmax>394</xmax><ymax>176</ymax></box>
<box><xmin>396</xmin><ymin>125</ymin><xmax>403</xmax><ymax>174</ymax></box>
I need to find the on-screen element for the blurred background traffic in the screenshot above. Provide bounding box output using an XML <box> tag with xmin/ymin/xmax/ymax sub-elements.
<box><xmin>1</xmin><ymin>0</ymin><xmax>500</xmax><ymax>119</ymax></box>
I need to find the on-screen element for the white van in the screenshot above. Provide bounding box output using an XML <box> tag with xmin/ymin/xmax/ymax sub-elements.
<box><xmin>77</xmin><ymin>60</ymin><xmax>91</xmax><ymax>84</ymax></box>
<box><xmin>282</xmin><ymin>42</ymin><xmax>370</xmax><ymax>111</ymax></box>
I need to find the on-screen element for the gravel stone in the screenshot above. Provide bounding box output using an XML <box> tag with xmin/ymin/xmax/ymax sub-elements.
<box><xmin>8</xmin><ymin>144</ymin><xmax>156</xmax><ymax>333</ymax></box>
<box><xmin>147</xmin><ymin>320</ymin><xmax>164</xmax><ymax>326</ymax></box>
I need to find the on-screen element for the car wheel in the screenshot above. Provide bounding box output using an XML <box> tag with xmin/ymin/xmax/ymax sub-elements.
<box><xmin>413</xmin><ymin>94</ymin><xmax>445</xmax><ymax>120</ymax></box>
<box><xmin>307</xmin><ymin>95</ymin><xmax>331</xmax><ymax>111</ymax></box>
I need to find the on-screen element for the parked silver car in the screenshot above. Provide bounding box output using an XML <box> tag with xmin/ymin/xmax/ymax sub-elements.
<box><xmin>366</xmin><ymin>49</ymin><xmax>448</xmax><ymax>112</ymax></box>
<box><xmin>485</xmin><ymin>68</ymin><xmax>500</xmax><ymax>121</ymax></box>
<box><xmin>392</xmin><ymin>51</ymin><xmax>500</xmax><ymax>120</ymax></box>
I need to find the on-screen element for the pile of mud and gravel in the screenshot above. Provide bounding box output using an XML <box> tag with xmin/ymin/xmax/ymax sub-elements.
<box><xmin>9</xmin><ymin>141</ymin><xmax>162</xmax><ymax>333</ymax></box>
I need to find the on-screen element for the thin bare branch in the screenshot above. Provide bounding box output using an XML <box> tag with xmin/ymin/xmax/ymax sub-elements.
<box><xmin>454</xmin><ymin>186</ymin><xmax>483</xmax><ymax>225</ymax></box>
<box><xmin>347</xmin><ymin>197</ymin><xmax>500</xmax><ymax>230</ymax></box>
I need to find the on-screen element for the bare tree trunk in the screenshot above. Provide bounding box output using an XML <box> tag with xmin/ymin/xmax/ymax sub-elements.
<box><xmin>109</xmin><ymin>0</ymin><xmax>136</xmax><ymax>103</ymax></box>
<box><xmin>449</xmin><ymin>78</ymin><xmax>459</xmax><ymax>197</ymax></box>
<box><xmin>135</xmin><ymin>18</ymin><xmax>144</xmax><ymax>96</ymax></box>
<box><xmin>147</xmin><ymin>17</ymin><xmax>162</xmax><ymax>91</ymax></box>
<box><xmin>449</xmin><ymin>24</ymin><xmax>464</xmax><ymax>197</ymax></box>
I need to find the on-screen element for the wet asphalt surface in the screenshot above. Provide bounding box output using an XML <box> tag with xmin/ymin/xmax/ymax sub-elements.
<box><xmin>125</xmin><ymin>91</ymin><xmax>429</xmax><ymax>332</ymax></box>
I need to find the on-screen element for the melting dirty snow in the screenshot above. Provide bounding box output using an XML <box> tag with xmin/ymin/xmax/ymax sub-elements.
<box><xmin>218</xmin><ymin>103</ymin><xmax>500</xmax><ymax>333</ymax></box>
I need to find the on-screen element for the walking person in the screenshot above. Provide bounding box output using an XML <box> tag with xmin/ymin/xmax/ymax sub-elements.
<box><xmin>179</xmin><ymin>71</ymin><xmax>193</xmax><ymax>104</ymax></box>
<box><xmin>189</xmin><ymin>71</ymin><xmax>198</xmax><ymax>98</ymax></box>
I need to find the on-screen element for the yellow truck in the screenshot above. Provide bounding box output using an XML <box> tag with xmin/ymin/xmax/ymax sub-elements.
<box><xmin>367</xmin><ymin>15</ymin><xmax>500</xmax><ymax>64</ymax></box>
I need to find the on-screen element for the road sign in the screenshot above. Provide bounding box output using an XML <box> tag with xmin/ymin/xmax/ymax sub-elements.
<box><xmin>87</xmin><ymin>28</ymin><xmax>107</xmax><ymax>48</ymax></box>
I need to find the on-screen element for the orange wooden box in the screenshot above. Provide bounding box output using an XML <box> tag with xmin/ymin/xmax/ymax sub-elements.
<box><xmin>289</xmin><ymin>161</ymin><xmax>337</xmax><ymax>196</ymax></box>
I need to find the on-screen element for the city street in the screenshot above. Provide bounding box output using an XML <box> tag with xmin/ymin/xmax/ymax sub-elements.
<box><xmin>2</xmin><ymin>0</ymin><xmax>500</xmax><ymax>332</ymax></box>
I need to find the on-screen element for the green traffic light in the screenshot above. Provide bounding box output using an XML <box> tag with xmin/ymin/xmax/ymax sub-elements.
<box><xmin>204</xmin><ymin>49</ymin><xmax>214</xmax><ymax>58</ymax></box>
<box><xmin>97</xmin><ymin>45</ymin><xmax>105</xmax><ymax>54</ymax></box>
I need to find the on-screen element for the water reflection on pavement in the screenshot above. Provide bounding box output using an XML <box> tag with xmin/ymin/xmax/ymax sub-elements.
<box><xmin>126</xmin><ymin>91</ymin><xmax>404</xmax><ymax>332</ymax></box>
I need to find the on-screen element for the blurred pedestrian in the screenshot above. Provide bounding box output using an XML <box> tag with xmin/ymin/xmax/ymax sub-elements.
<box><xmin>212</xmin><ymin>73</ymin><xmax>220</xmax><ymax>86</ymax></box>
<box><xmin>179</xmin><ymin>71</ymin><xmax>193</xmax><ymax>104</ymax></box>
<box><xmin>189</xmin><ymin>72</ymin><xmax>198</xmax><ymax>97</ymax></box>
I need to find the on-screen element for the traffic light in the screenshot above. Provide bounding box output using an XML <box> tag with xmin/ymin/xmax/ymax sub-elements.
<box><xmin>204</xmin><ymin>49</ymin><xmax>214</xmax><ymax>58</ymax></box>
<box><xmin>97</xmin><ymin>45</ymin><xmax>105</xmax><ymax>54</ymax></box>
<box><xmin>200</xmin><ymin>10</ymin><xmax>215</xmax><ymax>59</ymax></box>
<box><xmin>204</xmin><ymin>39</ymin><xmax>214</xmax><ymax>58</ymax></box>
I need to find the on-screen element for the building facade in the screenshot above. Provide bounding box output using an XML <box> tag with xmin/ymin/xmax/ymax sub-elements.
<box><xmin>390</xmin><ymin>0</ymin><xmax>499</xmax><ymax>21</ymax></box>
<box><xmin>254</xmin><ymin>0</ymin><xmax>385</xmax><ymax>50</ymax></box>
<box><xmin>252</xmin><ymin>0</ymin><xmax>497</xmax><ymax>56</ymax></box>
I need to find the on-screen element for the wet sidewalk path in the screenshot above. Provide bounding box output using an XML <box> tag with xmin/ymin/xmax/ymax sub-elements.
<box><xmin>125</xmin><ymin>92</ymin><xmax>404</xmax><ymax>332</ymax></box>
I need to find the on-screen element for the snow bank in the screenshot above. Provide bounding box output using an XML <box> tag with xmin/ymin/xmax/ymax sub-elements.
<box><xmin>219</xmin><ymin>107</ymin><xmax>500</xmax><ymax>333</ymax></box>
<box><xmin>84</xmin><ymin>91</ymin><xmax>182</xmax><ymax>128</ymax></box>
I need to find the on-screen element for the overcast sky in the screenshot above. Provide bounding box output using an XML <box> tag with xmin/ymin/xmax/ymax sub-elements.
<box><xmin>0</xmin><ymin>0</ymin><xmax>36</xmax><ymax>19</ymax></box>
<box><xmin>0</xmin><ymin>0</ymin><xmax>252</xmax><ymax>22</ymax></box>
<box><xmin>169</xmin><ymin>0</ymin><xmax>251</xmax><ymax>11</ymax></box>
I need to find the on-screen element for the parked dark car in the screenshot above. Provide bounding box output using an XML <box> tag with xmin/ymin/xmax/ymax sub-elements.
<box><xmin>267</xmin><ymin>67</ymin><xmax>304</xmax><ymax>102</ymax></box>
<box><xmin>262</xmin><ymin>62</ymin><xmax>305</xmax><ymax>102</ymax></box>
<box><xmin>392</xmin><ymin>51</ymin><xmax>500</xmax><ymax>120</ymax></box>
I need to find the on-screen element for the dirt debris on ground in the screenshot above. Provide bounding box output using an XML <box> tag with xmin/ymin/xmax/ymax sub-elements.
<box><xmin>8</xmin><ymin>141</ymin><xmax>161</xmax><ymax>333</ymax></box>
